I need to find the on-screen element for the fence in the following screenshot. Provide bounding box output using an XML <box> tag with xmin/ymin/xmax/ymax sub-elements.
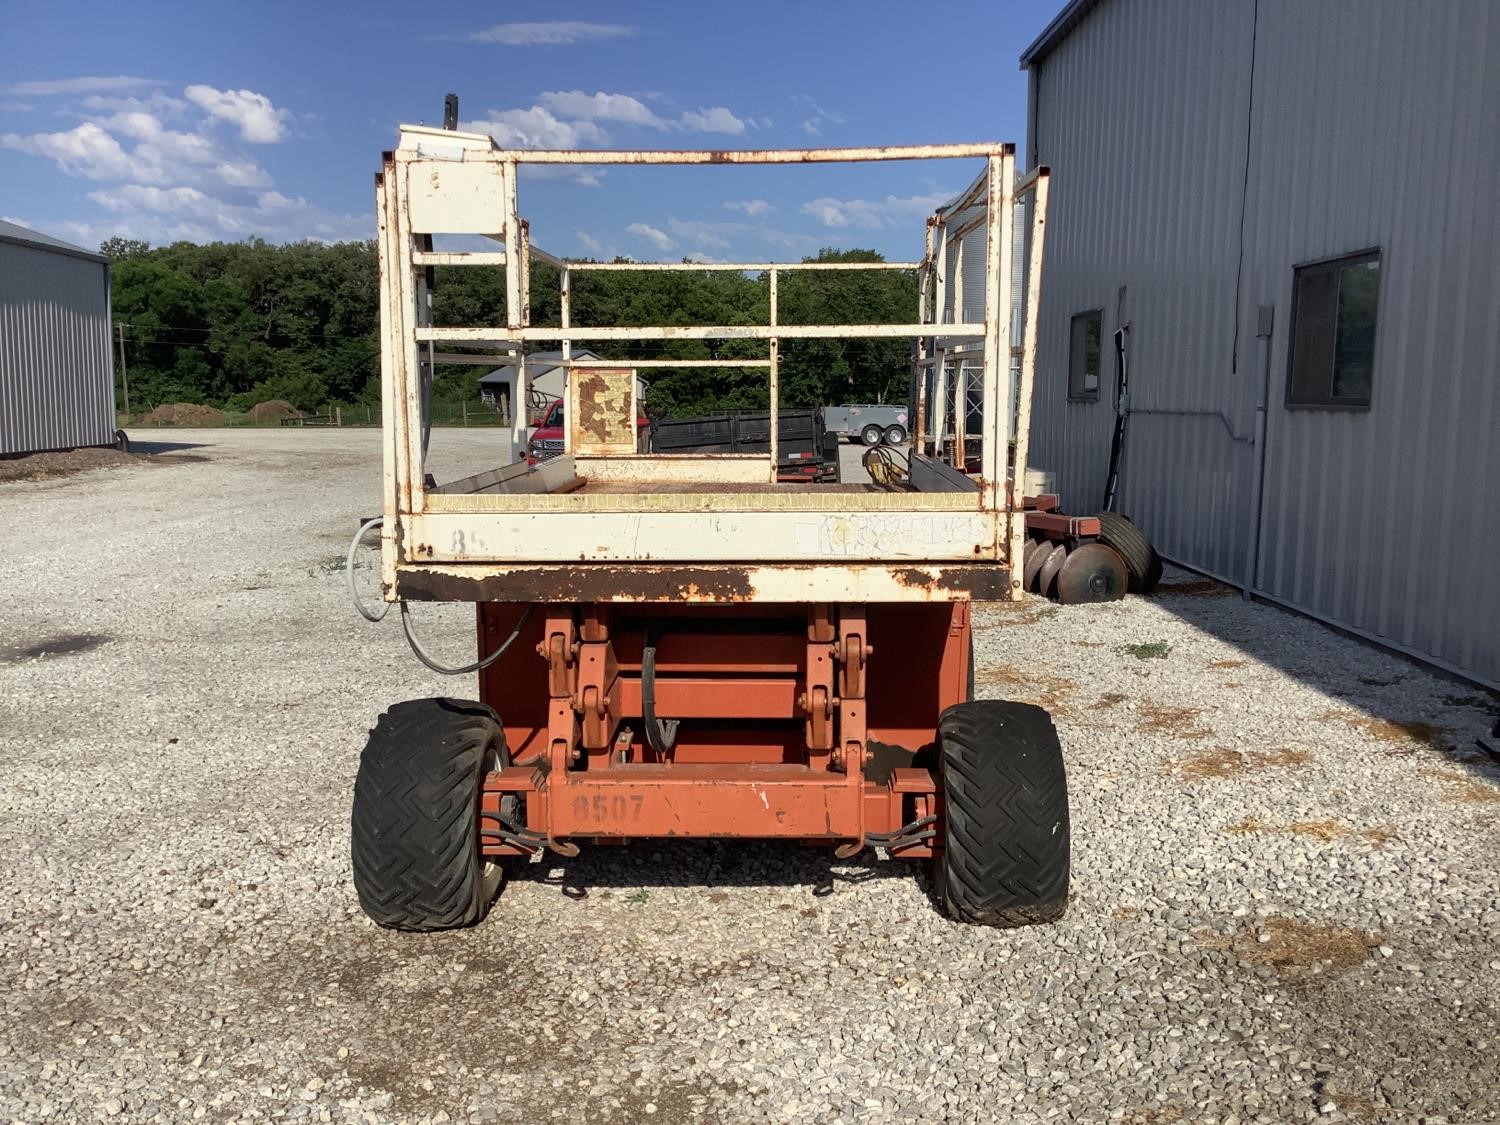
<box><xmin>120</xmin><ymin>399</ymin><xmax>511</xmax><ymax>429</ymax></box>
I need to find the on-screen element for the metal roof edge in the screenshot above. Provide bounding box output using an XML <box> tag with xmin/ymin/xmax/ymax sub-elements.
<box><xmin>0</xmin><ymin>220</ymin><xmax>110</xmax><ymax>265</ymax></box>
<box><xmin>1020</xmin><ymin>0</ymin><xmax>1108</xmax><ymax>69</ymax></box>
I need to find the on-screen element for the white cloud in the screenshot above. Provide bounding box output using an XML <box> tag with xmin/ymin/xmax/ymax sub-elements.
<box><xmin>468</xmin><ymin>21</ymin><xmax>634</xmax><ymax>46</ymax></box>
<box><xmin>793</xmin><ymin>96</ymin><xmax>844</xmax><ymax>137</ymax></box>
<box><xmin>665</xmin><ymin>218</ymin><xmax>731</xmax><ymax>252</ymax></box>
<box><xmin>576</xmin><ymin>230</ymin><xmax>607</xmax><ymax>256</ymax></box>
<box><xmin>537</xmin><ymin>90</ymin><xmax>665</xmax><ymax>128</ymax></box>
<box><xmin>84</xmin><ymin>183</ymin><xmax>368</xmax><ymax>244</ymax></box>
<box><xmin>2</xmin><ymin>122</ymin><xmax>136</xmax><ymax>180</ymax></box>
<box><xmin>683</xmin><ymin>251</ymin><xmax>721</xmax><ymax>264</ymax></box>
<box><xmin>2</xmin><ymin>81</ymin><xmax>363</xmax><ymax>245</ymax></box>
<box><xmin>79</xmin><ymin>92</ymin><xmax>188</xmax><ymax>117</ymax></box>
<box><xmin>466</xmin><ymin>107</ymin><xmax>607</xmax><ymax>150</ymax></box>
<box><xmin>723</xmin><ymin>199</ymin><xmax>771</xmax><ymax>218</ymax></box>
<box><xmin>800</xmin><ymin>192</ymin><xmax>950</xmax><ymax>229</ymax></box>
<box><xmin>2</xmin><ymin>114</ymin><xmax>271</xmax><ymax>189</ymax></box>
<box><xmin>626</xmin><ymin>223</ymin><xmax>675</xmax><ymax>252</ymax></box>
<box><xmin>678</xmin><ymin>107</ymin><xmax>745</xmax><ymax>135</ymax></box>
<box><xmin>215</xmin><ymin>159</ymin><xmax>273</xmax><ymax>188</ymax></box>
<box><xmin>662</xmin><ymin>217</ymin><xmax>818</xmax><ymax>256</ymax></box>
<box><xmin>184</xmin><ymin>85</ymin><xmax>289</xmax><ymax>143</ymax></box>
<box><xmin>4</xmin><ymin>75</ymin><xmax>159</xmax><ymax>97</ymax></box>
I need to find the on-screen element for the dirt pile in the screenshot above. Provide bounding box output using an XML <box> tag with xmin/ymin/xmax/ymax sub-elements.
<box><xmin>0</xmin><ymin>448</ymin><xmax>139</xmax><ymax>483</ymax></box>
<box><xmin>138</xmin><ymin>402</ymin><xmax>226</xmax><ymax>426</ymax></box>
<box><xmin>247</xmin><ymin>399</ymin><xmax>303</xmax><ymax>422</ymax></box>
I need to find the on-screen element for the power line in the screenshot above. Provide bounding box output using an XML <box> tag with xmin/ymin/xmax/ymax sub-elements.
<box><xmin>115</xmin><ymin>321</ymin><xmax>377</xmax><ymax>341</ymax></box>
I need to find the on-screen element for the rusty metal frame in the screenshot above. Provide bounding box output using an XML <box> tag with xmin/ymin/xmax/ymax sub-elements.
<box><xmin>376</xmin><ymin>126</ymin><xmax>1050</xmax><ymax>600</ymax></box>
<box><xmin>475</xmin><ymin>601</ymin><xmax>955</xmax><ymax>857</ymax></box>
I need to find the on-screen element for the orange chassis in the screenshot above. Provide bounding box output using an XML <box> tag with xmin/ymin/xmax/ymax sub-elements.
<box><xmin>475</xmin><ymin>600</ymin><xmax>972</xmax><ymax>861</ymax></box>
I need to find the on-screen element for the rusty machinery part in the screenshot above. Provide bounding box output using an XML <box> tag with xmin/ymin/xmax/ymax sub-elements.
<box><xmin>639</xmin><ymin>630</ymin><xmax>680</xmax><ymax>756</ymax></box>
<box><xmin>351</xmin><ymin>698</ymin><xmax>507</xmax><ymax>931</ymax></box>
<box><xmin>1022</xmin><ymin>536</ymin><xmax>1054</xmax><ymax>590</ymax></box>
<box><xmin>935</xmin><ymin>701</ymin><xmax>1069</xmax><ymax>927</ymax></box>
<box><xmin>401</xmin><ymin>601</ymin><xmax>538</xmax><ymax>676</ymax></box>
<box><xmin>1093</xmin><ymin>511</ymin><xmax>1163</xmax><ymax>594</ymax></box>
<box><xmin>1021</xmin><ymin>535</ymin><xmax>1045</xmax><ymax>574</ymax></box>
<box><xmin>1035</xmin><ymin>542</ymin><xmax>1068</xmax><ymax>598</ymax></box>
<box><xmin>1054</xmin><ymin>542</ymin><xmax>1128</xmax><ymax>605</ymax></box>
<box><xmin>861</xmin><ymin>444</ymin><xmax>911</xmax><ymax>490</ymax></box>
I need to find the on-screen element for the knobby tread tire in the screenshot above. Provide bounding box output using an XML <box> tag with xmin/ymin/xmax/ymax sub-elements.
<box><xmin>351</xmin><ymin>698</ymin><xmax>504</xmax><ymax>932</ymax></box>
<box><xmin>1095</xmin><ymin>511</ymin><xmax>1162</xmax><ymax>594</ymax></box>
<box><xmin>938</xmin><ymin>701</ymin><xmax>1070</xmax><ymax>927</ymax></box>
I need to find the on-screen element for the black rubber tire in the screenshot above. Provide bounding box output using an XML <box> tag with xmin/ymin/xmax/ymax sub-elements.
<box><xmin>860</xmin><ymin>423</ymin><xmax>884</xmax><ymax>447</ymax></box>
<box><xmin>936</xmin><ymin>701</ymin><xmax>1070</xmax><ymax>927</ymax></box>
<box><xmin>882</xmin><ymin>424</ymin><xmax>907</xmax><ymax>446</ymax></box>
<box><xmin>1095</xmin><ymin>511</ymin><xmax>1162</xmax><ymax>594</ymax></box>
<box><xmin>351</xmin><ymin>698</ymin><xmax>506</xmax><ymax>932</ymax></box>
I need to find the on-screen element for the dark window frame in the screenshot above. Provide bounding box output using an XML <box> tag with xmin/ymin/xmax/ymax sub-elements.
<box><xmin>1067</xmin><ymin>308</ymin><xmax>1104</xmax><ymax>403</ymax></box>
<box><xmin>1284</xmin><ymin>247</ymin><xmax>1382</xmax><ymax>411</ymax></box>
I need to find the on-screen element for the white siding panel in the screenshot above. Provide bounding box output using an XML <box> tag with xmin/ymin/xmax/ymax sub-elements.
<box><xmin>1028</xmin><ymin>0</ymin><xmax>1258</xmax><ymax>584</ymax></box>
<box><xmin>1028</xmin><ymin>0</ymin><xmax>1500</xmax><ymax>686</ymax></box>
<box><xmin>1246</xmin><ymin>0</ymin><xmax>1500</xmax><ymax>686</ymax></box>
<box><xmin>0</xmin><ymin>242</ymin><xmax>115</xmax><ymax>455</ymax></box>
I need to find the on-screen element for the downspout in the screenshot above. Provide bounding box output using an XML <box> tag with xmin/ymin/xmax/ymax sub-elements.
<box><xmin>1025</xmin><ymin>61</ymin><xmax>1041</xmax><ymax>170</ymax></box>
<box><xmin>1243</xmin><ymin>305</ymin><xmax>1273</xmax><ymax>598</ymax></box>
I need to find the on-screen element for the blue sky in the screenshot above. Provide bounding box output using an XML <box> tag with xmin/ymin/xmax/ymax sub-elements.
<box><xmin>0</xmin><ymin>2</ymin><xmax>1056</xmax><ymax>262</ymax></box>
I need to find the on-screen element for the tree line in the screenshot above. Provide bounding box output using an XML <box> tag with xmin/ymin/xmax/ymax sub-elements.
<box><xmin>103</xmin><ymin>237</ymin><xmax>917</xmax><ymax>419</ymax></box>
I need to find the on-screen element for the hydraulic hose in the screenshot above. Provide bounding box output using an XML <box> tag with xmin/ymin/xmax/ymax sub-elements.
<box><xmin>401</xmin><ymin>601</ymin><xmax>536</xmax><ymax>677</ymax></box>
<box><xmin>640</xmin><ymin>630</ymin><xmax>680</xmax><ymax>757</ymax></box>
<box><xmin>347</xmin><ymin>515</ymin><xmax>536</xmax><ymax>676</ymax></box>
<box><xmin>347</xmin><ymin>517</ymin><xmax>390</xmax><ymax>622</ymax></box>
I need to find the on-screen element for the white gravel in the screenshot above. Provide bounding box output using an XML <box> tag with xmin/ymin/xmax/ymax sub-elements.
<box><xmin>1</xmin><ymin>427</ymin><xmax>1496</xmax><ymax>1124</ymax></box>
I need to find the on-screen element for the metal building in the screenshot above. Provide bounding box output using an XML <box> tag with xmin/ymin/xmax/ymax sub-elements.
<box><xmin>1021</xmin><ymin>0</ymin><xmax>1500</xmax><ymax>688</ymax></box>
<box><xmin>0</xmin><ymin>220</ymin><xmax>116</xmax><ymax>456</ymax></box>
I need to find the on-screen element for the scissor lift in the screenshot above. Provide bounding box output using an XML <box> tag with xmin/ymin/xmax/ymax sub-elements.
<box><xmin>350</xmin><ymin>126</ymin><xmax>1069</xmax><ymax>930</ymax></box>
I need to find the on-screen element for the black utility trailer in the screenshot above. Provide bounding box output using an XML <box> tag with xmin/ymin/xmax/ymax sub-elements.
<box><xmin>649</xmin><ymin>409</ymin><xmax>841</xmax><ymax>482</ymax></box>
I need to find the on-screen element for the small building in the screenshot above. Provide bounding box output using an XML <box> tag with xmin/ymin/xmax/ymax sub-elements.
<box><xmin>1020</xmin><ymin>0</ymin><xmax>1499</xmax><ymax>688</ymax></box>
<box><xmin>479</xmin><ymin>350</ymin><xmax>645</xmax><ymax>421</ymax></box>
<box><xmin>0</xmin><ymin>220</ymin><xmax>116</xmax><ymax>456</ymax></box>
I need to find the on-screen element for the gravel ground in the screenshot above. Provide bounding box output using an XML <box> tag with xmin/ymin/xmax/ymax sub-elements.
<box><xmin>1</xmin><ymin>427</ymin><xmax>1497</xmax><ymax>1125</ymax></box>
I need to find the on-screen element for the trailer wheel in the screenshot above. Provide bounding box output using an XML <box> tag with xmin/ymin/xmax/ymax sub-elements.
<box><xmin>1094</xmin><ymin>511</ymin><xmax>1162</xmax><ymax>594</ymax></box>
<box><xmin>936</xmin><ymin>701</ymin><xmax>1069</xmax><ymax>927</ymax></box>
<box><xmin>882</xmin><ymin>424</ymin><xmax>907</xmax><ymax>446</ymax></box>
<box><xmin>860</xmin><ymin>423</ymin><xmax>884</xmax><ymax>446</ymax></box>
<box><xmin>351</xmin><ymin>698</ymin><xmax>506</xmax><ymax>932</ymax></box>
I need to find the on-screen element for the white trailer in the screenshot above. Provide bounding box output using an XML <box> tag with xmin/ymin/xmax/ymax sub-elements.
<box><xmin>820</xmin><ymin>404</ymin><xmax>911</xmax><ymax>447</ymax></box>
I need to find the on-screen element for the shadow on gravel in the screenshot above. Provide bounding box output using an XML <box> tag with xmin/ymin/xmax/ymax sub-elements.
<box><xmin>127</xmin><ymin>439</ymin><xmax>209</xmax><ymax>455</ymax></box>
<box><xmin>505</xmin><ymin>838</ymin><xmax>934</xmax><ymax>904</ymax></box>
<box><xmin>0</xmin><ymin>631</ymin><xmax>112</xmax><ymax>663</ymax></box>
<box><xmin>1145</xmin><ymin>575</ymin><xmax>1500</xmax><ymax>790</ymax></box>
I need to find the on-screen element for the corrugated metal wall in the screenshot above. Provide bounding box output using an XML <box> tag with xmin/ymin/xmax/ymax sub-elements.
<box><xmin>1028</xmin><ymin>0</ymin><xmax>1500</xmax><ymax>687</ymax></box>
<box><xmin>0</xmin><ymin>241</ymin><xmax>116</xmax><ymax>455</ymax></box>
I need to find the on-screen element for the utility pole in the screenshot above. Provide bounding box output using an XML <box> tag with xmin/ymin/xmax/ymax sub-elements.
<box><xmin>116</xmin><ymin>322</ymin><xmax>130</xmax><ymax>417</ymax></box>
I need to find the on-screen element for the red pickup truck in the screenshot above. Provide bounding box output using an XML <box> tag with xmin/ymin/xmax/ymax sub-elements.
<box><xmin>526</xmin><ymin>398</ymin><xmax>649</xmax><ymax>465</ymax></box>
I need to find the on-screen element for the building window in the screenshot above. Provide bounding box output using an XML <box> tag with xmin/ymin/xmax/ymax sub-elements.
<box><xmin>1068</xmin><ymin>310</ymin><xmax>1102</xmax><ymax>402</ymax></box>
<box><xmin>1286</xmin><ymin>249</ymin><xmax>1381</xmax><ymax>408</ymax></box>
